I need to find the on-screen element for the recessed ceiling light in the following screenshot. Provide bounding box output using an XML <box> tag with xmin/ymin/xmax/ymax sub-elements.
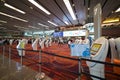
<box><xmin>28</xmin><ymin>0</ymin><xmax>51</xmax><ymax>15</ymax></box>
<box><xmin>72</xmin><ymin>4</ymin><xmax>75</xmax><ymax>6</ymax></box>
<box><xmin>30</xmin><ymin>6</ymin><xmax>33</xmax><ymax>9</ymax></box>
<box><xmin>63</xmin><ymin>0</ymin><xmax>76</xmax><ymax>20</ymax></box>
<box><xmin>48</xmin><ymin>21</ymin><xmax>58</xmax><ymax>26</ymax></box>
<box><xmin>0</xmin><ymin>12</ymin><xmax>28</xmax><ymax>22</ymax></box>
<box><xmin>4</xmin><ymin>3</ymin><xmax>26</xmax><ymax>14</ymax></box>
<box><xmin>88</xmin><ymin>8</ymin><xmax>90</xmax><ymax>10</ymax></box>
<box><xmin>0</xmin><ymin>20</ymin><xmax>7</xmax><ymax>23</ymax></box>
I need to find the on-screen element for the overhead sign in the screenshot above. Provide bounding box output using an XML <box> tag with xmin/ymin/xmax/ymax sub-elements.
<box><xmin>53</xmin><ymin>32</ymin><xmax>63</xmax><ymax>37</ymax></box>
<box><xmin>63</xmin><ymin>30</ymin><xmax>87</xmax><ymax>37</ymax></box>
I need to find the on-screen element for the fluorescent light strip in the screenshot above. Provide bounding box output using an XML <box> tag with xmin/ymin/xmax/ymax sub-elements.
<box><xmin>48</xmin><ymin>21</ymin><xmax>58</xmax><ymax>26</ymax></box>
<box><xmin>103</xmin><ymin>19</ymin><xmax>119</xmax><ymax>23</ymax></box>
<box><xmin>38</xmin><ymin>23</ymin><xmax>49</xmax><ymax>27</ymax></box>
<box><xmin>63</xmin><ymin>0</ymin><xmax>76</xmax><ymax>20</ymax></box>
<box><xmin>0</xmin><ymin>27</ymin><xmax>6</xmax><ymax>29</ymax></box>
<box><xmin>14</xmin><ymin>25</ymin><xmax>29</xmax><ymax>30</ymax></box>
<box><xmin>0</xmin><ymin>20</ymin><xmax>7</xmax><ymax>23</ymax></box>
<box><xmin>28</xmin><ymin>25</ymin><xmax>36</xmax><ymax>28</ymax></box>
<box><xmin>14</xmin><ymin>25</ymin><xmax>25</xmax><ymax>28</ymax></box>
<box><xmin>28</xmin><ymin>0</ymin><xmax>51</xmax><ymax>15</ymax></box>
<box><xmin>4</xmin><ymin>3</ymin><xmax>26</xmax><ymax>14</ymax></box>
<box><xmin>64</xmin><ymin>21</ymin><xmax>69</xmax><ymax>25</ymax></box>
<box><xmin>115</xmin><ymin>7</ymin><xmax>120</xmax><ymax>12</ymax></box>
<box><xmin>28</xmin><ymin>25</ymin><xmax>40</xmax><ymax>29</ymax></box>
<box><xmin>0</xmin><ymin>12</ymin><xmax>28</xmax><ymax>22</ymax></box>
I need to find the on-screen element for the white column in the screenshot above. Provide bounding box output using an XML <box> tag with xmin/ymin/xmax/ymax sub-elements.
<box><xmin>94</xmin><ymin>3</ymin><xmax>102</xmax><ymax>40</ymax></box>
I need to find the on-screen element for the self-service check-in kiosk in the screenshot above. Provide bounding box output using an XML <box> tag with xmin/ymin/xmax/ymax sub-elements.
<box><xmin>86</xmin><ymin>37</ymin><xmax>109</xmax><ymax>80</ymax></box>
<box><xmin>16</xmin><ymin>39</ymin><xmax>26</xmax><ymax>56</ymax></box>
<box><xmin>32</xmin><ymin>39</ymin><xmax>38</xmax><ymax>50</ymax></box>
<box><xmin>114</xmin><ymin>37</ymin><xmax>120</xmax><ymax>59</ymax></box>
<box><xmin>109</xmin><ymin>38</ymin><xmax>118</xmax><ymax>62</ymax></box>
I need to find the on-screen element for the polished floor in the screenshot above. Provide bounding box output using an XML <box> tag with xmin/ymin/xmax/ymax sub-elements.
<box><xmin>0</xmin><ymin>43</ymin><xmax>120</xmax><ymax>80</ymax></box>
<box><xmin>0</xmin><ymin>54</ymin><xmax>52</xmax><ymax>80</ymax></box>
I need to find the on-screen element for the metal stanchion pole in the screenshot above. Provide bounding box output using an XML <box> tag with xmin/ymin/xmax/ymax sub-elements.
<box><xmin>39</xmin><ymin>50</ymin><xmax>42</xmax><ymax>73</ymax></box>
<box><xmin>9</xmin><ymin>46</ymin><xmax>11</xmax><ymax>66</ymax></box>
<box><xmin>35</xmin><ymin>50</ymin><xmax>45</xmax><ymax>80</ymax></box>
<box><xmin>78</xmin><ymin>57</ymin><xmax>81</xmax><ymax>80</ymax></box>
<box><xmin>2</xmin><ymin>46</ymin><xmax>5</xmax><ymax>64</ymax></box>
<box><xmin>75</xmin><ymin>56</ymin><xmax>82</xmax><ymax>80</ymax></box>
<box><xmin>20</xmin><ymin>49</ymin><xmax>23</xmax><ymax>66</ymax></box>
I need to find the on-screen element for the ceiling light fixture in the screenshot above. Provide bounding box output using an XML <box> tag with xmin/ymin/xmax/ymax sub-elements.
<box><xmin>48</xmin><ymin>21</ymin><xmax>58</xmax><ymax>26</ymax></box>
<box><xmin>38</xmin><ymin>23</ymin><xmax>49</xmax><ymax>27</ymax></box>
<box><xmin>0</xmin><ymin>20</ymin><xmax>7</xmax><ymax>23</ymax></box>
<box><xmin>88</xmin><ymin>8</ymin><xmax>90</xmax><ymax>10</ymax></box>
<box><xmin>14</xmin><ymin>25</ymin><xmax>25</xmax><ymax>28</ymax></box>
<box><xmin>28</xmin><ymin>25</ymin><xmax>40</xmax><ymax>29</ymax></box>
<box><xmin>64</xmin><ymin>21</ymin><xmax>69</xmax><ymax>25</ymax></box>
<box><xmin>0</xmin><ymin>12</ymin><xmax>28</xmax><ymax>22</ymax></box>
<box><xmin>28</xmin><ymin>0</ymin><xmax>51</xmax><ymax>15</ymax></box>
<box><xmin>4</xmin><ymin>3</ymin><xmax>26</xmax><ymax>14</ymax></box>
<box><xmin>115</xmin><ymin>7</ymin><xmax>120</xmax><ymax>12</ymax></box>
<box><xmin>14</xmin><ymin>25</ymin><xmax>29</xmax><ymax>30</ymax></box>
<box><xmin>0</xmin><ymin>27</ymin><xmax>6</xmax><ymax>29</ymax></box>
<box><xmin>103</xmin><ymin>18</ymin><xmax>119</xmax><ymax>23</ymax></box>
<box><xmin>63</xmin><ymin>0</ymin><xmax>76</xmax><ymax>20</ymax></box>
<box><xmin>28</xmin><ymin>25</ymin><xmax>36</xmax><ymax>28</ymax></box>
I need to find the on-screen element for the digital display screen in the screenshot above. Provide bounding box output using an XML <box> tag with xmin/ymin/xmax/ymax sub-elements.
<box><xmin>63</xmin><ymin>30</ymin><xmax>86</xmax><ymax>37</ymax></box>
<box><xmin>91</xmin><ymin>43</ymin><xmax>101</xmax><ymax>55</ymax></box>
<box><xmin>53</xmin><ymin>32</ymin><xmax>63</xmax><ymax>37</ymax></box>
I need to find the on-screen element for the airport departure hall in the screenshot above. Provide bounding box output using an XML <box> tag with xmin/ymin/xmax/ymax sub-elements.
<box><xmin>0</xmin><ymin>0</ymin><xmax>120</xmax><ymax>80</ymax></box>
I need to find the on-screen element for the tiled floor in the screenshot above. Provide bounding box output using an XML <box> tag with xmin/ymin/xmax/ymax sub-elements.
<box><xmin>0</xmin><ymin>54</ymin><xmax>52</xmax><ymax>80</ymax></box>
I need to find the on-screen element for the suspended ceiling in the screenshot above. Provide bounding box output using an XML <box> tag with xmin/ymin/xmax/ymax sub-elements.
<box><xmin>0</xmin><ymin>0</ymin><xmax>120</xmax><ymax>33</ymax></box>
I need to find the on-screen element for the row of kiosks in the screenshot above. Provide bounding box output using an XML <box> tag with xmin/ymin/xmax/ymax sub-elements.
<box><xmin>70</xmin><ymin>36</ymin><xmax>109</xmax><ymax>80</ymax></box>
<box><xmin>80</xmin><ymin>37</ymin><xmax>120</xmax><ymax>80</ymax></box>
<box><xmin>16</xmin><ymin>37</ymin><xmax>52</xmax><ymax>56</ymax></box>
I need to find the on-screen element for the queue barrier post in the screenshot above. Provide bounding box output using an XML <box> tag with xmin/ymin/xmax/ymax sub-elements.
<box><xmin>9</xmin><ymin>46</ymin><xmax>11</xmax><ymax>66</ymax></box>
<box><xmin>35</xmin><ymin>50</ymin><xmax>45</xmax><ymax>80</ymax></box>
<box><xmin>2</xmin><ymin>46</ymin><xmax>5</xmax><ymax>64</ymax></box>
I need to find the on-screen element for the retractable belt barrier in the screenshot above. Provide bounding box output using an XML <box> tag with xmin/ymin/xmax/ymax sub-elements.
<box><xmin>1</xmin><ymin>45</ymin><xmax>120</xmax><ymax>80</ymax></box>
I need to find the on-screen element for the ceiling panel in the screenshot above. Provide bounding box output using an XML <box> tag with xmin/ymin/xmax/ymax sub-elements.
<box><xmin>74</xmin><ymin>0</ymin><xmax>86</xmax><ymax>25</ymax></box>
<box><xmin>0</xmin><ymin>0</ymin><xmax>119</xmax><ymax>33</ymax></box>
<box><xmin>56</xmin><ymin>0</ymin><xmax>78</xmax><ymax>25</ymax></box>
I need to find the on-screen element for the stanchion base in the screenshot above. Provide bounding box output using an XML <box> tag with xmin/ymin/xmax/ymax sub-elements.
<box><xmin>75</xmin><ymin>78</ymin><xmax>80</xmax><ymax>80</ymax></box>
<box><xmin>35</xmin><ymin>72</ymin><xmax>45</xmax><ymax>80</ymax></box>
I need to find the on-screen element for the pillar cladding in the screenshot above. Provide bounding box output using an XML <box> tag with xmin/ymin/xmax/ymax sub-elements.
<box><xmin>94</xmin><ymin>3</ymin><xmax>102</xmax><ymax>40</ymax></box>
